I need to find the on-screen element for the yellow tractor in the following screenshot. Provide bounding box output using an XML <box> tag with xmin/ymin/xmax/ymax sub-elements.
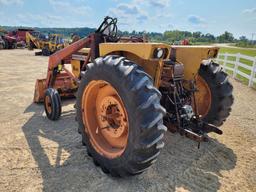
<box><xmin>26</xmin><ymin>32</ymin><xmax>66</xmax><ymax>56</ymax></box>
<box><xmin>34</xmin><ymin>17</ymin><xmax>233</xmax><ymax>177</ymax></box>
<box><xmin>26</xmin><ymin>31</ymin><xmax>47</xmax><ymax>50</ymax></box>
<box><xmin>41</xmin><ymin>34</ymin><xmax>66</xmax><ymax>56</ymax></box>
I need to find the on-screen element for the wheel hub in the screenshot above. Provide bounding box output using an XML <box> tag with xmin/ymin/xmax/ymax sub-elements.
<box><xmin>82</xmin><ymin>80</ymin><xmax>129</xmax><ymax>159</ymax></box>
<box><xmin>195</xmin><ymin>75</ymin><xmax>212</xmax><ymax>117</ymax></box>
<box><xmin>98</xmin><ymin>96</ymin><xmax>127</xmax><ymax>138</ymax></box>
<box><xmin>45</xmin><ymin>95</ymin><xmax>52</xmax><ymax>114</ymax></box>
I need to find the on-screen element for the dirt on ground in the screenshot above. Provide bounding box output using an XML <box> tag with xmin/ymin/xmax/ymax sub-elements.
<box><xmin>0</xmin><ymin>49</ymin><xmax>255</xmax><ymax>192</ymax></box>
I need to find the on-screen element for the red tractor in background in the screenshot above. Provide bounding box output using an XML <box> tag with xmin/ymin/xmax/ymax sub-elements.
<box><xmin>8</xmin><ymin>28</ymin><xmax>35</xmax><ymax>48</ymax></box>
<box><xmin>8</xmin><ymin>28</ymin><xmax>34</xmax><ymax>42</ymax></box>
<box><xmin>181</xmin><ymin>39</ymin><xmax>190</xmax><ymax>45</ymax></box>
<box><xmin>0</xmin><ymin>28</ymin><xmax>17</xmax><ymax>49</ymax></box>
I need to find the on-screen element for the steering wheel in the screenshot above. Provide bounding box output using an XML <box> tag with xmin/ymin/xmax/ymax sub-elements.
<box><xmin>96</xmin><ymin>16</ymin><xmax>119</xmax><ymax>42</ymax></box>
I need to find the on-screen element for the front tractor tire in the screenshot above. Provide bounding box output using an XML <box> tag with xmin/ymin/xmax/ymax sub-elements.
<box><xmin>196</xmin><ymin>61</ymin><xmax>234</xmax><ymax>126</ymax></box>
<box><xmin>76</xmin><ymin>55</ymin><xmax>167</xmax><ymax>177</ymax></box>
<box><xmin>44</xmin><ymin>88</ymin><xmax>62</xmax><ymax>121</ymax></box>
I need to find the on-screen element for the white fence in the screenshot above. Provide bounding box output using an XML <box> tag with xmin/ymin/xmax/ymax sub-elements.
<box><xmin>216</xmin><ymin>53</ymin><xmax>256</xmax><ymax>87</ymax></box>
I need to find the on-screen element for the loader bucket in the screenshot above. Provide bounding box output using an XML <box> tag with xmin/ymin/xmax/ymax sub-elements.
<box><xmin>33</xmin><ymin>79</ymin><xmax>46</xmax><ymax>103</ymax></box>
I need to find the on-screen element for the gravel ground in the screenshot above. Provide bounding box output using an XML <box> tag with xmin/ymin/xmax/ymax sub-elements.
<box><xmin>0</xmin><ymin>49</ymin><xmax>255</xmax><ymax>192</ymax></box>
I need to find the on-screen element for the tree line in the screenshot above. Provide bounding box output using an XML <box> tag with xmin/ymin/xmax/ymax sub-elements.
<box><xmin>123</xmin><ymin>30</ymin><xmax>255</xmax><ymax>47</ymax></box>
<box><xmin>1</xmin><ymin>25</ymin><xmax>255</xmax><ymax>47</ymax></box>
<box><xmin>1</xmin><ymin>26</ymin><xmax>96</xmax><ymax>39</ymax></box>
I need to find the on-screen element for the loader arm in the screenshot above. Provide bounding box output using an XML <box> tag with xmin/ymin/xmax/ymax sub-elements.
<box><xmin>34</xmin><ymin>34</ymin><xmax>95</xmax><ymax>103</ymax></box>
<box><xmin>46</xmin><ymin>35</ymin><xmax>93</xmax><ymax>87</ymax></box>
<box><xmin>26</xmin><ymin>32</ymin><xmax>40</xmax><ymax>48</ymax></box>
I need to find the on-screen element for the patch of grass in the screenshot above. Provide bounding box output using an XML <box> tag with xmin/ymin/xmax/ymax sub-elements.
<box><xmin>217</xmin><ymin>47</ymin><xmax>256</xmax><ymax>88</ymax></box>
<box><xmin>240</xmin><ymin>58</ymin><xmax>253</xmax><ymax>66</ymax></box>
<box><xmin>219</xmin><ymin>47</ymin><xmax>256</xmax><ymax>57</ymax></box>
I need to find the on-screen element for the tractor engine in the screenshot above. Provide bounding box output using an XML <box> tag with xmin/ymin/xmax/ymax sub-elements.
<box><xmin>160</xmin><ymin>61</ymin><xmax>193</xmax><ymax>126</ymax></box>
<box><xmin>160</xmin><ymin>59</ymin><xmax>222</xmax><ymax>143</ymax></box>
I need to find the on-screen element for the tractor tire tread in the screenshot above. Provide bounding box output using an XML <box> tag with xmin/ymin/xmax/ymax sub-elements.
<box><xmin>199</xmin><ymin>61</ymin><xmax>234</xmax><ymax>126</ymax></box>
<box><xmin>76</xmin><ymin>55</ymin><xmax>166</xmax><ymax>177</ymax></box>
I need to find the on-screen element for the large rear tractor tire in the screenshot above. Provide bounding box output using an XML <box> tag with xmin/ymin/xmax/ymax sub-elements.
<box><xmin>76</xmin><ymin>55</ymin><xmax>166</xmax><ymax>177</ymax></box>
<box><xmin>44</xmin><ymin>88</ymin><xmax>62</xmax><ymax>121</ymax></box>
<box><xmin>195</xmin><ymin>61</ymin><xmax>234</xmax><ymax>126</ymax></box>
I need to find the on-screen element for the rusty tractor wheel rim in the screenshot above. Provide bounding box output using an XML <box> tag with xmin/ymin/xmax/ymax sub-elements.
<box><xmin>45</xmin><ymin>95</ymin><xmax>52</xmax><ymax>114</ymax></box>
<box><xmin>195</xmin><ymin>75</ymin><xmax>212</xmax><ymax>117</ymax></box>
<box><xmin>82</xmin><ymin>80</ymin><xmax>129</xmax><ymax>159</ymax></box>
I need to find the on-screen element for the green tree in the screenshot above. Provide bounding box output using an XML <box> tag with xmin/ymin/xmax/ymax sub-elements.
<box><xmin>217</xmin><ymin>31</ymin><xmax>234</xmax><ymax>43</ymax></box>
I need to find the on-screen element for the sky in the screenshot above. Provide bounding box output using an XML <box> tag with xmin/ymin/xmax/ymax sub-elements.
<box><xmin>0</xmin><ymin>0</ymin><xmax>255</xmax><ymax>38</ymax></box>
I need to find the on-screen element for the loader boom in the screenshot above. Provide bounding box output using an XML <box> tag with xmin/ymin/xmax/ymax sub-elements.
<box><xmin>46</xmin><ymin>35</ymin><xmax>92</xmax><ymax>87</ymax></box>
<box><xmin>48</xmin><ymin>36</ymin><xmax>92</xmax><ymax>70</ymax></box>
<box><xmin>26</xmin><ymin>32</ymin><xmax>41</xmax><ymax>49</ymax></box>
<box><xmin>33</xmin><ymin>34</ymin><xmax>94</xmax><ymax>103</ymax></box>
